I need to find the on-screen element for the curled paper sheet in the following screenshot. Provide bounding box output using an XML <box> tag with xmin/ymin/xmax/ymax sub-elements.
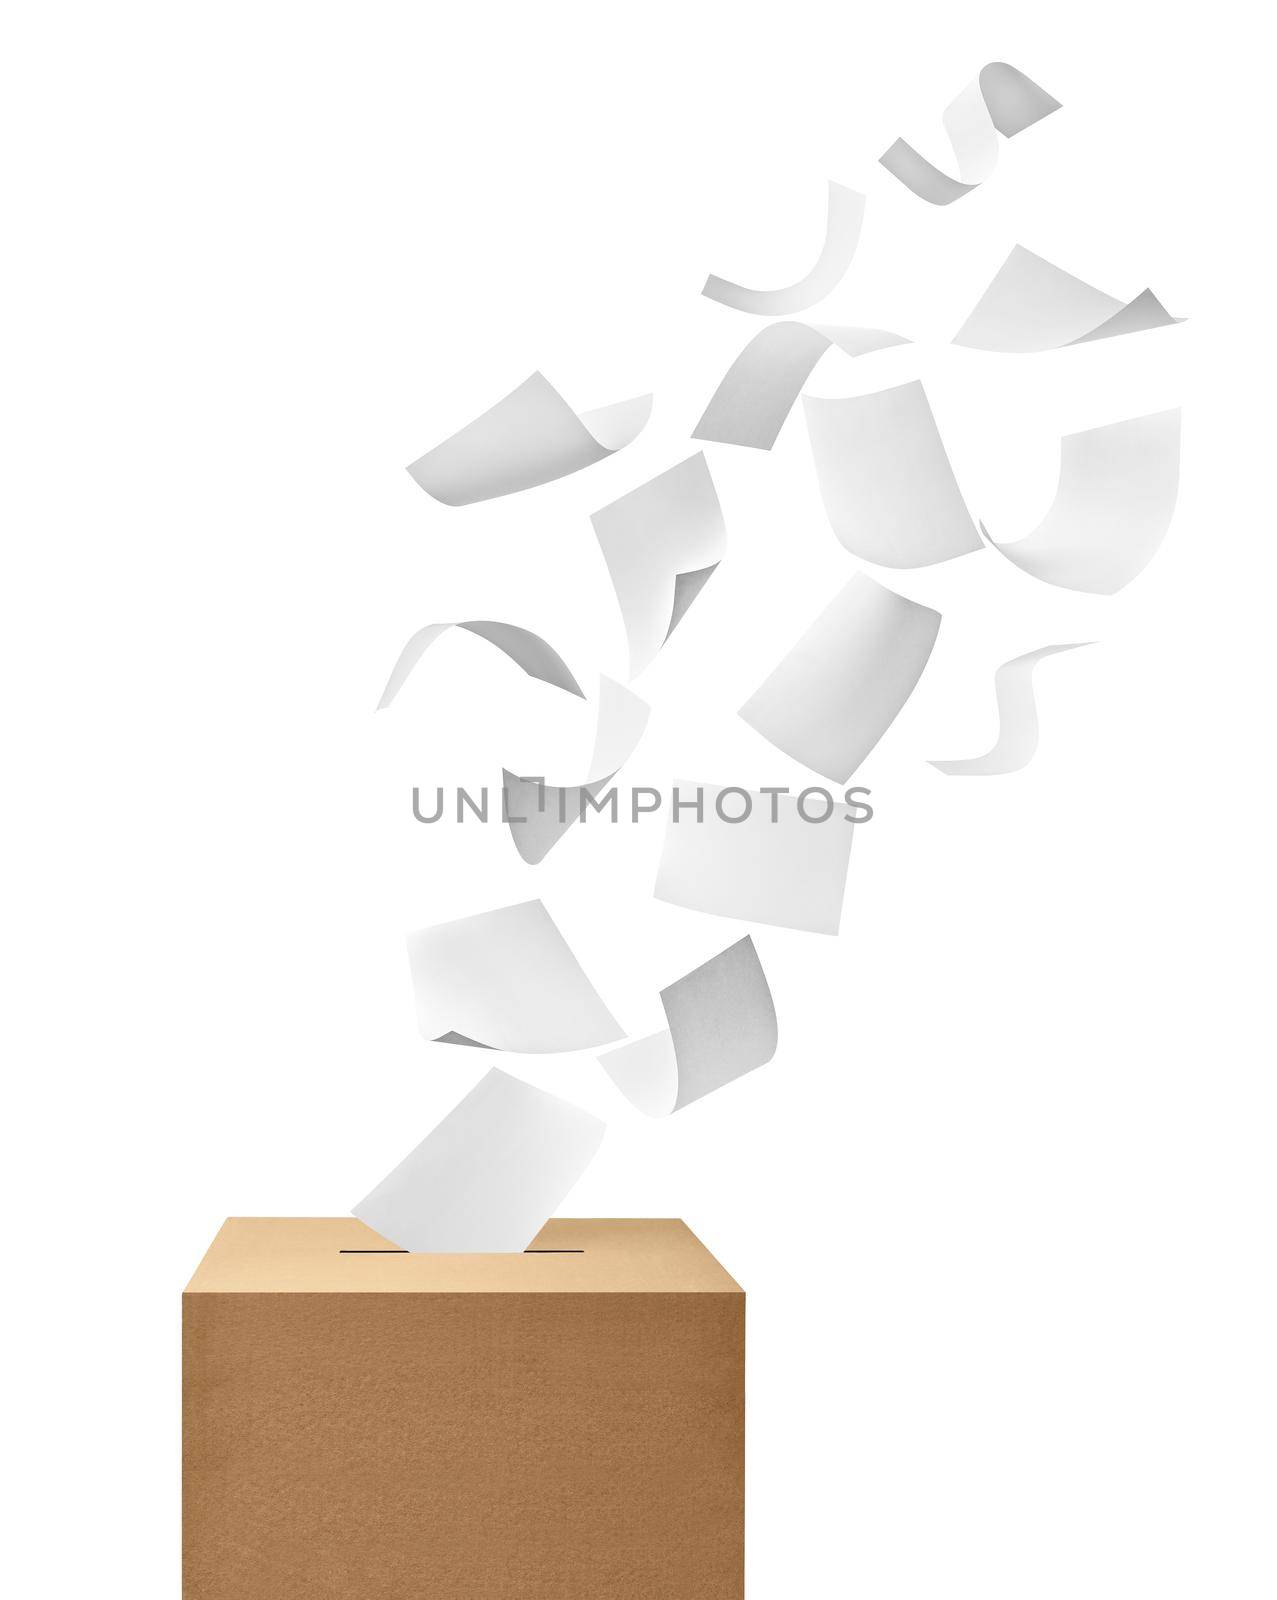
<box><xmin>601</xmin><ymin>936</ymin><xmax>777</xmax><ymax>1116</ymax></box>
<box><xmin>740</xmin><ymin>574</ymin><xmax>941</xmax><ymax>781</ymax></box>
<box><xmin>378</xmin><ymin>619</ymin><xmax>583</xmax><ymax>709</ymax></box>
<box><xmin>353</xmin><ymin>1068</ymin><xmax>605</xmax><ymax>1253</ymax></box>
<box><xmin>880</xmin><ymin>62</ymin><xmax>1061</xmax><ymax>205</ymax></box>
<box><xmin>693</xmin><ymin>322</ymin><xmax>911</xmax><ymax>450</ymax></box>
<box><xmin>655</xmin><ymin>782</ymin><xmax>856</xmax><ymax>935</ymax></box>
<box><xmin>503</xmin><ymin>678</ymin><xmax>651</xmax><ymax>864</ymax></box>
<box><xmin>804</xmin><ymin>379</ymin><xmax>982</xmax><ymax>567</ymax></box>
<box><xmin>591</xmin><ymin>453</ymin><xmax>727</xmax><ymax>677</ymax></box>
<box><xmin>983</xmin><ymin>410</ymin><xmax>1181</xmax><ymax>594</ymax></box>
<box><xmin>953</xmin><ymin>246</ymin><xmax>1183</xmax><ymax>352</ymax></box>
<box><xmin>930</xmin><ymin>644</ymin><xmax>1091</xmax><ymax>776</ymax></box>
<box><xmin>407</xmin><ymin>899</ymin><xmax>623</xmax><ymax>1052</ymax></box>
<box><xmin>407</xmin><ymin>372</ymin><xmax>652</xmax><ymax>505</ymax></box>
<box><xmin>702</xmin><ymin>180</ymin><xmax>865</xmax><ymax>315</ymax></box>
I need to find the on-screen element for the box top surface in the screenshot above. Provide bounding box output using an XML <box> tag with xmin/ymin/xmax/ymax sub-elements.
<box><xmin>185</xmin><ymin>1217</ymin><xmax>742</xmax><ymax>1294</ymax></box>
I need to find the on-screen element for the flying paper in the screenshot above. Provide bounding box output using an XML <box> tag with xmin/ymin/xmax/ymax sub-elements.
<box><xmin>880</xmin><ymin>62</ymin><xmax>1060</xmax><ymax>204</ymax></box>
<box><xmin>503</xmin><ymin>678</ymin><xmax>650</xmax><ymax>863</ymax></box>
<box><xmin>930</xmin><ymin>644</ymin><xmax>1092</xmax><ymax>776</ymax></box>
<box><xmin>693</xmin><ymin>321</ymin><xmax>911</xmax><ymax>450</ymax></box>
<box><xmin>740</xmin><ymin>575</ymin><xmax>940</xmax><ymax>781</ymax></box>
<box><xmin>407</xmin><ymin>372</ymin><xmax>651</xmax><ymax>505</ymax></box>
<box><xmin>654</xmin><ymin>782</ymin><xmax>856</xmax><ymax>935</ymax></box>
<box><xmin>377</xmin><ymin>619</ymin><xmax>583</xmax><ymax>708</ymax></box>
<box><xmin>591</xmin><ymin>453</ymin><xmax>727</xmax><ymax>677</ymax></box>
<box><xmin>601</xmin><ymin>936</ymin><xmax>777</xmax><ymax>1116</ymax></box>
<box><xmin>407</xmin><ymin>899</ymin><xmax>623</xmax><ymax>1051</ymax></box>
<box><xmin>953</xmin><ymin>246</ymin><xmax>1183</xmax><ymax>352</ymax></box>
<box><xmin>983</xmin><ymin>410</ymin><xmax>1181</xmax><ymax>594</ymax></box>
<box><xmin>804</xmin><ymin>379</ymin><xmax>982</xmax><ymax>567</ymax></box>
<box><xmin>702</xmin><ymin>180</ymin><xmax>865</xmax><ymax>315</ymax></box>
<box><xmin>353</xmin><ymin>1068</ymin><xmax>605</xmax><ymax>1253</ymax></box>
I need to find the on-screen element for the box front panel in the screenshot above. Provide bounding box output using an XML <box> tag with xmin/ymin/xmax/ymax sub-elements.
<box><xmin>183</xmin><ymin>1290</ymin><xmax>743</xmax><ymax>1599</ymax></box>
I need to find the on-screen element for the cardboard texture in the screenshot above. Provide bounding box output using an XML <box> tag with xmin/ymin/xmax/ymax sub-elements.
<box><xmin>183</xmin><ymin>1217</ymin><xmax>744</xmax><ymax>1599</ymax></box>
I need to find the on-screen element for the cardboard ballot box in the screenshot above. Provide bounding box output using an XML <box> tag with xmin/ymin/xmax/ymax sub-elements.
<box><xmin>183</xmin><ymin>1217</ymin><xmax>744</xmax><ymax>1599</ymax></box>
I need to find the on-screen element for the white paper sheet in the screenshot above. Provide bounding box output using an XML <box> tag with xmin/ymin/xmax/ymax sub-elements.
<box><xmin>740</xmin><ymin>574</ymin><xmax>941</xmax><ymax>781</ymax></box>
<box><xmin>693</xmin><ymin>322</ymin><xmax>910</xmax><ymax>450</ymax></box>
<box><xmin>881</xmin><ymin>62</ymin><xmax>1061</xmax><ymax>204</ymax></box>
<box><xmin>929</xmin><ymin>644</ymin><xmax>1091</xmax><ymax>776</ymax></box>
<box><xmin>407</xmin><ymin>372</ymin><xmax>651</xmax><ymax>505</ymax></box>
<box><xmin>601</xmin><ymin>936</ymin><xmax>777</xmax><ymax>1116</ymax></box>
<box><xmin>407</xmin><ymin>899</ymin><xmax>623</xmax><ymax>1051</ymax></box>
<box><xmin>503</xmin><ymin>678</ymin><xmax>650</xmax><ymax>863</ymax></box>
<box><xmin>702</xmin><ymin>180</ymin><xmax>865</xmax><ymax>315</ymax></box>
<box><xmin>983</xmin><ymin>411</ymin><xmax>1181</xmax><ymax>594</ymax></box>
<box><xmin>654</xmin><ymin>782</ymin><xmax>856</xmax><ymax>934</ymax></box>
<box><xmin>953</xmin><ymin>246</ymin><xmax>1183</xmax><ymax>352</ymax></box>
<box><xmin>804</xmin><ymin>380</ymin><xmax>982</xmax><ymax>567</ymax></box>
<box><xmin>377</xmin><ymin>619</ymin><xmax>584</xmax><ymax>709</ymax></box>
<box><xmin>591</xmin><ymin>453</ymin><xmax>727</xmax><ymax>677</ymax></box>
<box><xmin>353</xmin><ymin>1068</ymin><xmax>605</xmax><ymax>1253</ymax></box>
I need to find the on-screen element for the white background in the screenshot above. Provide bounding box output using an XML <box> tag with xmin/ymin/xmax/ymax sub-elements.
<box><xmin>4</xmin><ymin>3</ymin><xmax>1274</xmax><ymax>1595</ymax></box>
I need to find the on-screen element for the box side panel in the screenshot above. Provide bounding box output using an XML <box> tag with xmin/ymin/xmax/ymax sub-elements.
<box><xmin>184</xmin><ymin>1291</ymin><xmax>743</xmax><ymax>1600</ymax></box>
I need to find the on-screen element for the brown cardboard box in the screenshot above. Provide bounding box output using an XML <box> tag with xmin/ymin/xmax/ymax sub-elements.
<box><xmin>183</xmin><ymin>1217</ymin><xmax>744</xmax><ymax>1598</ymax></box>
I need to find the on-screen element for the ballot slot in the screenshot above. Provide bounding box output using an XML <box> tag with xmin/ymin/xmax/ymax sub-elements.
<box><xmin>337</xmin><ymin>1247</ymin><xmax>586</xmax><ymax>1255</ymax></box>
